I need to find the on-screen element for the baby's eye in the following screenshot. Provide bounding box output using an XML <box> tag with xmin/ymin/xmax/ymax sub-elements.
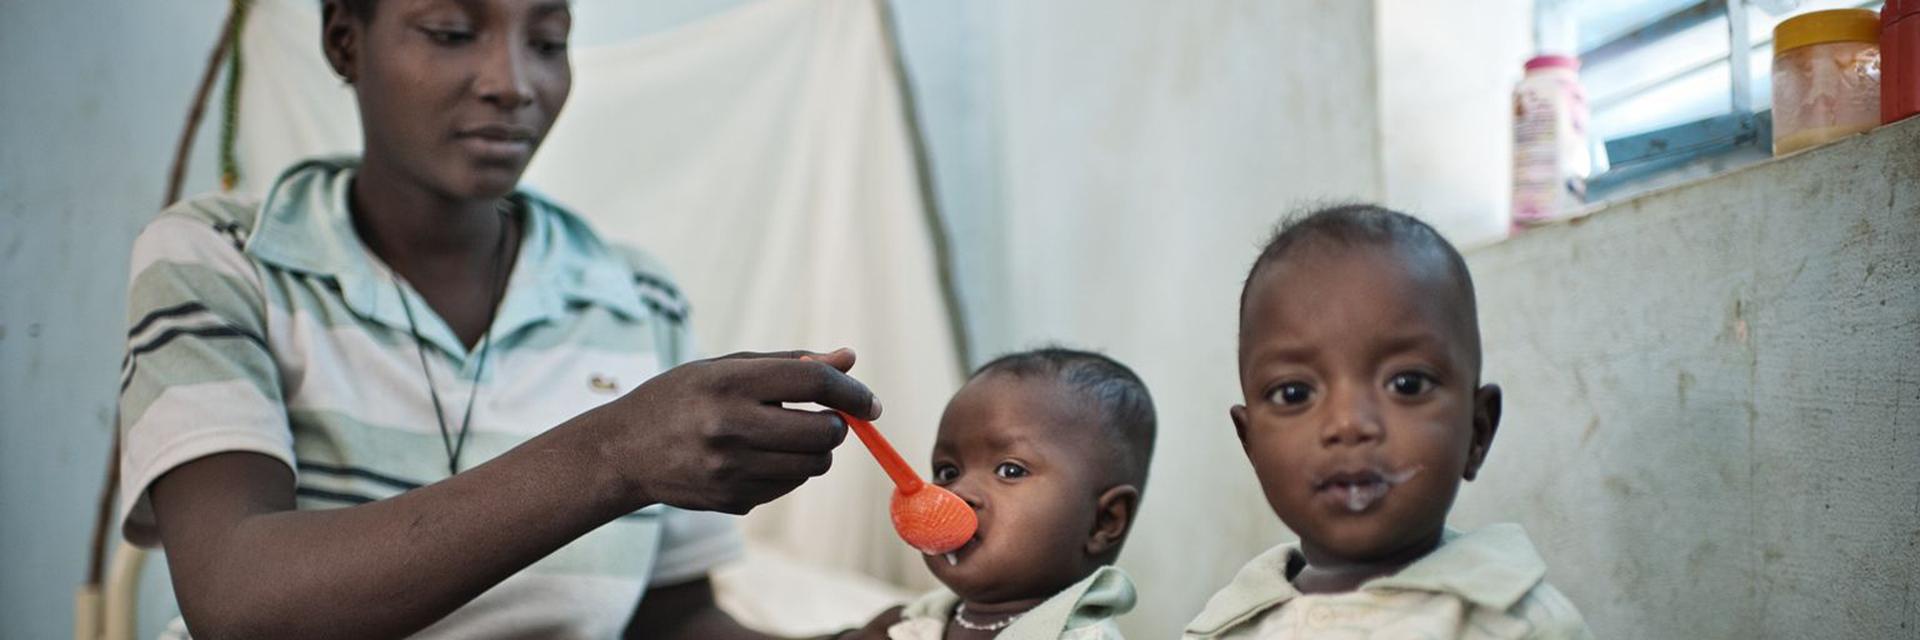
<box><xmin>1387</xmin><ymin>372</ymin><xmax>1435</xmax><ymax>396</ymax></box>
<box><xmin>931</xmin><ymin>464</ymin><xmax>959</xmax><ymax>484</ymax></box>
<box><xmin>994</xmin><ymin>462</ymin><xmax>1028</xmax><ymax>480</ymax></box>
<box><xmin>1266</xmin><ymin>382</ymin><xmax>1314</xmax><ymax>406</ymax></box>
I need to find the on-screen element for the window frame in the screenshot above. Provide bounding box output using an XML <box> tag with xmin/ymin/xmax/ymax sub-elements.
<box><xmin>1547</xmin><ymin>0</ymin><xmax>1883</xmax><ymax>200</ymax></box>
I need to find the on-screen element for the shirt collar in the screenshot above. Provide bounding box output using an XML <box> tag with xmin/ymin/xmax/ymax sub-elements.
<box><xmin>1183</xmin><ymin>524</ymin><xmax>1547</xmax><ymax>636</ymax></box>
<box><xmin>245</xmin><ymin>157</ymin><xmax>646</xmax><ymax>360</ymax></box>
<box><xmin>1364</xmin><ymin>523</ymin><xmax>1546</xmax><ymax>610</ymax></box>
<box><xmin>1006</xmin><ymin>565</ymin><xmax>1135</xmax><ymax>638</ymax></box>
<box><xmin>1183</xmin><ymin>539</ymin><xmax>1301</xmax><ymax>636</ymax></box>
<box><xmin>896</xmin><ymin>565</ymin><xmax>1136</xmax><ymax>639</ymax></box>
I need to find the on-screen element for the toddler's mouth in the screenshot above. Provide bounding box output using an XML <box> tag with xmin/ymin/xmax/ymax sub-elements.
<box><xmin>1311</xmin><ymin>465</ymin><xmax>1421</xmax><ymax>513</ymax></box>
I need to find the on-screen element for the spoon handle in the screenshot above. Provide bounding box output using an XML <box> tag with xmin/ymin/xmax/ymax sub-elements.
<box><xmin>837</xmin><ymin>411</ymin><xmax>924</xmax><ymax>493</ymax></box>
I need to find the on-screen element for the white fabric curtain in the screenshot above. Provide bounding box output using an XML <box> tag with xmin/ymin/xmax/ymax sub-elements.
<box><xmin>230</xmin><ymin>0</ymin><xmax>959</xmax><ymax>622</ymax></box>
<box><xmin>892</xmin><ymin>3</ymin><xmax>1387</xmax><ymax>635</ymax></box>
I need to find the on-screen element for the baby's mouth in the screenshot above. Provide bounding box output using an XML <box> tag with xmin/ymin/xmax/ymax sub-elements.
<box><xmin>940</xmin><ymin>534</ymin><xmax>983</xmax><ymax>566</ymax></box>
<box><xmin>1311</xmin><ymin>466</ymin><xmax>1422</xmax><ymax>513</ymax></box>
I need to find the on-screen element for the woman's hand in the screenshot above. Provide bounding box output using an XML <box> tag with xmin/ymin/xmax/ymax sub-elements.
<box><xmin>581</xmin><ymin>348</ymin><xmax>880</xmax><ymax>515</ymax></box>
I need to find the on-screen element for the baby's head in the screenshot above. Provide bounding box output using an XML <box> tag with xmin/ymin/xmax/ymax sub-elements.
<box><xmin>1231</xmin><ymin>205</ymin><xmax>1501</xmax><ymax>565</ymax></box>
<box><xmin>926</xmin><ymin>347</ymin><xmax>1156</xmax><ymax>603</ymax></box>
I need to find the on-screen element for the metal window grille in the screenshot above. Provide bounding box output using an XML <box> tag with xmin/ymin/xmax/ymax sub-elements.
<box><xmin>1538</xmin><ymin>0</ymin><xmax>1883</xmax><ymax>199</ymax></box>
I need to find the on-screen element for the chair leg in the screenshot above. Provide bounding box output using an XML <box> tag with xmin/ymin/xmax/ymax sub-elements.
<box><xmin>74</xmin><ymin>585</ymin><xmax>103</xmax><ymax>640</ymax></box>
<box><xmin>103</xmin><ymin>542</ymin><xmax>148</xmax><ymax>640</ymax></box>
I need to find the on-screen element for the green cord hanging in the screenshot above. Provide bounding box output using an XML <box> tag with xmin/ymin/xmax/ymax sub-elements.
<box><xmin>218</xmin><ymin>0</ymin><xmax>253</xmax><ymax>191</ymax></box>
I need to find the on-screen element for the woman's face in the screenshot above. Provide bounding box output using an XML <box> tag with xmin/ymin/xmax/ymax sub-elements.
<box><xmin>324</xmin><ymin>0</ymin><xmax>572</xmax><ymax>200</ymax></box>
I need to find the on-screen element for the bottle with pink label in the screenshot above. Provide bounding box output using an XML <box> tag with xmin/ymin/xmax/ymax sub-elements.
<box><xmin>1511</xmin><ymin>55</ymin><xmax>1592</xmax><ymax>228</ymax></box>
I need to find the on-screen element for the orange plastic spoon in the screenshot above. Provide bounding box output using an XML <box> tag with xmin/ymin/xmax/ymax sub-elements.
<box><xmin>836</xmin><ymin>410</ymin><xmax>977</xmax><ymax>555</ymax></box>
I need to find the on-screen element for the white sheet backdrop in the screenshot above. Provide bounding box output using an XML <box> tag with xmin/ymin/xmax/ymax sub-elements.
<box><xmin>895</xmin><ymin>2</ymin><xmax>1387</xmax><ymax>636</ymax></box>
<box><xmin>228</xmin><ymin>0</ymin><xmax>958</xmax><ymax>626</ymax></box>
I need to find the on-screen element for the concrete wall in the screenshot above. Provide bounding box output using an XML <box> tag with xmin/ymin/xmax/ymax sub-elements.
<box><xmin>1455</xmin><ymin>118</ymin><xmax>1920</xmax><ymax>638</ymax></box>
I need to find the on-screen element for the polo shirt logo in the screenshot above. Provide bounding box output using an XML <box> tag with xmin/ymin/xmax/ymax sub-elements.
<box><xmin>589</xmin><ymin>374</ymin><xmax>620</xmax><ymax>394</ymax></box>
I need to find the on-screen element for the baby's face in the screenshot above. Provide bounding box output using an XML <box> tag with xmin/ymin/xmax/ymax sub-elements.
<box><xmin>1233</xmin><ymin>243</ymin><xmax>1496</xmax><ymax>565</ymax></box>
<box><xmin>924</xmin><ymin>373</ymin><xmax>1109</xmax><ymax>602</ymax></box>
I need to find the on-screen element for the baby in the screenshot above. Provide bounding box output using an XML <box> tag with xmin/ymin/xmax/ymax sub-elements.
<box><xmin>1184</xmin><ymin>205</ymin><xmax>1591</xmax><ymax>639</ymax></box>
<box><xmin>858</xmin><ymin>347</ymin><xmax>1156</xmax><ymax>639</ymax></box>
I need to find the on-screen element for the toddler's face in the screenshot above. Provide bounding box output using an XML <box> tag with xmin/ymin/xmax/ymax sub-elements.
<box><xmin>923</xmin><ymin>373</ymin><xmax>1109</xmax><ymax>602</ymax></box>
<box><xmin>1232</xmin><ymin>243</ymin><xmax>1497</xmax><ymax>564</ymax></box>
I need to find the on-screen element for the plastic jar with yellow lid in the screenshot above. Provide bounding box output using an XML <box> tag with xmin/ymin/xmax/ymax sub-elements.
<box><xmin>1772</xmin><ymin>9</ymin><xmax>1882</xmax><ymax>156</ymax></box>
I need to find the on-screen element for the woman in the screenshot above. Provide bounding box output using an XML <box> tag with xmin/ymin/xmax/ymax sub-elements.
<box><xmin>117</xmin><ymin>0</ymin><xmax>877</xmax><ymax>637</ymax></box>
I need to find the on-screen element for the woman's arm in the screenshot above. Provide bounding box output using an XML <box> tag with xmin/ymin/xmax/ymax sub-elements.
<box><xmin>153</xmin><ymin>352</ymin><xmax>876</xmax><ymax>639</ymax></box>
<box><xmin>153</xmin><ymin>436</ymin><xmax>617</xmax><ymax>639</ymax></box>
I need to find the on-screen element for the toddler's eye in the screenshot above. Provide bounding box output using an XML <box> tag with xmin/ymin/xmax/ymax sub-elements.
<box><xmin>420</xmin><ymin>27</ymin><xmax>475</xmax><ymax>45</ymax></box>
<box><xmin>1387</xmin><ymin>372</ymin><xmax>1435</xmax><ymax>396</ymax></box>
<box><xmin>994</xmin><ymin>462</ymin><xmax>1028</xmax><ymax>480</ymax></box>
<box><xmin>1267</xmin><ymin>382</ymin><xmax>1313</xmax><ymax>406</ymax></box>
<box><xmin>931</xmin><ymin>464</ymin><xmax>959</xmax><ymax>484</ymax></box>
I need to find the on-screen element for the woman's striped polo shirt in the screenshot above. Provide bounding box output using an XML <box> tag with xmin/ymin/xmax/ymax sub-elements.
<box><xmin>118</xmin><ymin>157</ymin><xmax>741</xmax><ymax>638</ymax></box>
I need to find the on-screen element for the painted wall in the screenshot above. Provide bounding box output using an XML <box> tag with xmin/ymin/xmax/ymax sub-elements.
<box><xmin>1456</xmin><ymin>118</ymin><xmax>1920</xmax><ymax>638</ymax></box>
<box><xmin>0</xmin><ymin>2</ymin><xmax>752</xmax><ymax>637</ymax></box>
<box><xmin>1376</xmin><ymin>0</ymin><xmax>1535</xmax><ymax>249</ymax></box>
<box><xmin>0</xmin><ymin>2</ymin><xmax>228</xmax><ymax>638</ymax></box>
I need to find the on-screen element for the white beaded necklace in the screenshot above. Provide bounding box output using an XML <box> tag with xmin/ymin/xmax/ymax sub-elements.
<box><xmin>953</xmin><ymin>603</ymin><xmax>1023</xmax><ymax>632</ymax></box>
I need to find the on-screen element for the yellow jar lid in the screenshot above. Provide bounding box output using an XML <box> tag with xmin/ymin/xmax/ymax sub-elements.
<box><xmin>1775</xmin><ymin>8</ymin><xmax>1881</xmax><ymax>55</ymax></box>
